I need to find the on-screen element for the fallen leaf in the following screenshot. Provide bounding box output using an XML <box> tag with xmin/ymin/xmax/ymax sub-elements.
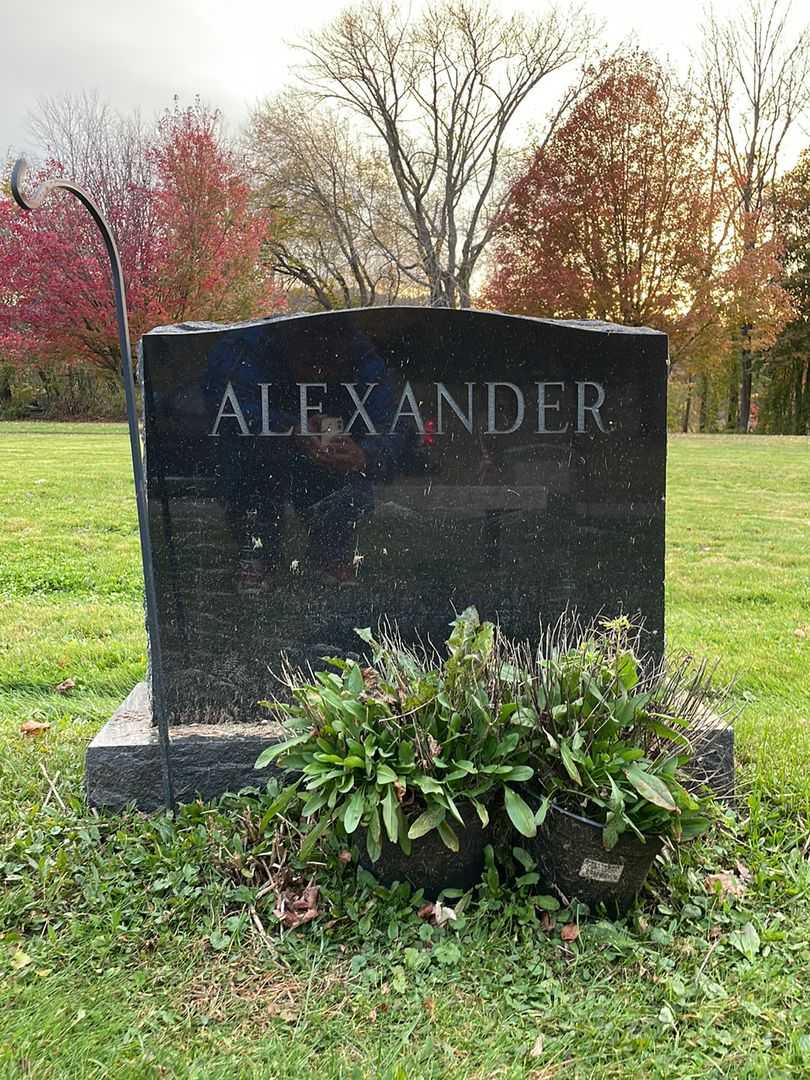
<box><xmin>361</xmin><ymin>666</ymin><xmax>379</xmax><ymax>690</ymax></box>
<box><xmin>529</xmin><ymin>1033</ymin><xmax>545</xmax><ymax>1058</ymax></box>
<box><xmin>735</xmin><ymin>861</ymin><xmax>753</xmax><ymax>883</ymax></box>
<box><xmin>20</xmin><ymin>720</ymin><xmax>50</xmax><ymax>737</ymax></box>
<box><xmin>337</xmin><ymin>850</ymin><xmax>352</xmax><ymax>864</ymax></box>
<box><xmin>423</xmin><ymin>997</ymin><xmax>435</xmax><ymax>1017</ymax></box>
<box><xmin>368</xmin><ymin>1007</ymin><xmax>378</xmax><ymax>1023</ymax></box>
<box><xmin>273</xmin><ymin>883</ymin><xmax>319</xmax><ymax>930</ymax></box>
<box><xmin>432</xmin><ymin>902</ymin><xmax>457</xmax><ymax>927</ymax></box>
<box><xmin>55</xmin><ymin>678</ymin><xmax>76</xmax><ymax>694</ymax></box>
<box><xmin>794</xmin><ymin>627</ymin><xmax>807</xmax><ymax>639</ymax></box>
<box><xmin>416</xmin><ymin>901</ymin><xmax>456</xmax><ymax>927</ymax></box>
<box><xmin>706</xmin><ymin>872</ymin><xmax>746</xmax><ymax>899</ymax></box>
<box><xmin>540</xmin><ymin>912</ymin><xmax>554</xmax><ymax>933</ymax></box>
<box><xmin>560</xmin><ymin>923</ymin><xmax>580</xmax><ymax>943</ymax></box>
<box><xmin>297</xmin><ymin>884</ymin><xmax>318</xmax><ymax>909</ymax></box>
<box><xmin>10</xmin><ymin>949</ymin><xmax>32</xmax><ymax>971</ymax></box>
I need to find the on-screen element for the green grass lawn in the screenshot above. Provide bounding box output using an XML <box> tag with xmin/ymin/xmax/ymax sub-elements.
<box><xmin>1</xmin><ymin>424</ymin><xmax>809</xmax><ymax>1079</ymax></box>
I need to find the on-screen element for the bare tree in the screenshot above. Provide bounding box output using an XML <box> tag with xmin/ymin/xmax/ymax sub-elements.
<box><xmin>294</xmin><ymin>1</ymin><xmax>596</xmax><ymax>308</ymax></box>
<box><xmin>26</xmin><ymin>91</ymin><xmax>161</xmax><ymax>274</ymax></box>
<box><xmin>248</xmin><ymin>93</ymin><xmax>418</xmax><ymax>309</ymax></box>
<box><xmin>700</xmin><ymin>0</ymin><xmax>810</xmax><ymax>431</ymax></box>
<box><xmin>28</xmin><ymin>92</ymin><xmax>153</xmax><ymax>214</ymax></box>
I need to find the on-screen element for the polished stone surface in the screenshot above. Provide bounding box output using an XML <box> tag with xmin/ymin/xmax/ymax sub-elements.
<box><xmin>141</xmin><ymin>308</ymin><xmax>668</xmax><ymax>726</ymax></box>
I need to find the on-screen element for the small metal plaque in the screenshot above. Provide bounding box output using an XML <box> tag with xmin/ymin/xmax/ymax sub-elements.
<box><xmin>579</xmin><ymin>858</ymin><xmax>624</xmax><ymax>883</ymax></box>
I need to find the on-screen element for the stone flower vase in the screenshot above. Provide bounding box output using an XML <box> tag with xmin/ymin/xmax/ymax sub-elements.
<box><xmin>357</xmin><ymin>803</ymin><xmax>492</xmax><ymax>898</ymax></box>
<box><xmin>533</xmin><ymin>804</ymin><xmax>663</xmax><ymax>913</ymax></box>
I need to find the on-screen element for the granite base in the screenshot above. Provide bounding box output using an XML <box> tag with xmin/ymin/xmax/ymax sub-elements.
<box><xmin>86</xmin><ymin>685</ymin><xmax>737</xmax><ymax>812</ymax></box>
<box><xmin>85</xmin><ymin>683</ymin><xmax>285</xmax><ymax>811</ymax></box>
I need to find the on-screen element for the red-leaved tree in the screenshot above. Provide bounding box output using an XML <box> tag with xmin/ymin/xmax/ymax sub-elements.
<box><xmin>0</xmin><ymin>102</ymin><xmax>284</xmax><ymax>377</ymax></box>
<box><xmin>483</xmin><ymin>53</ymin><xmax>729</xmax><ymax>367</ymax></box>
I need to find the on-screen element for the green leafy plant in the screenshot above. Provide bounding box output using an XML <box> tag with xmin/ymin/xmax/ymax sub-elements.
<box><xmin>512</xmin><ymin>615</ymin><xmax>732</xmax><ymax>850</ymax></box>
<box><xmin>255</xmin><ymin>608</ymin><xmax>537</xmax><ymax>861</ymax></box>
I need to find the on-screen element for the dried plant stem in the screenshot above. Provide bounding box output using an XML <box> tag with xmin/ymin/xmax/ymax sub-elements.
<box><xmin>39</xmin><ymin>761</ymin><xmax>67</xmax><ymax>811</ymax></box>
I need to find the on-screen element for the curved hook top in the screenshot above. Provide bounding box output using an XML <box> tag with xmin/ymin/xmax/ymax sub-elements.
<box><xmin>12</xmin><ymin>157</ymin><xmax>95</xmax><ymax>211</ymax></box>
<box><xmin>11</xmin><ymin>158</ymin><xmax>108</xmax><ymax>229</ymax></box>
<box><xmin>11</xmin><ymin>158</ymin><xmax>51</xmax><ymax>211</ymax></box>
<box><xmin>11</xmin><ymin>157</ymin><xmax>125</xmax><ymax>284</ymax></box>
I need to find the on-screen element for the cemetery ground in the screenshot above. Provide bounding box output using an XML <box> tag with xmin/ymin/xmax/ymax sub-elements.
<box><xmin>0</xmin><ymin>423</ymin><xmax>809</xmax><ymax>1080</ymax></box>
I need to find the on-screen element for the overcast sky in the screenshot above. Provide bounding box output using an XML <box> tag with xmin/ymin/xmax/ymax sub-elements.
<box><xmin>1</xmin><ymin>0</ymin><xmax>801</xmax><ymax>163</ymax></box>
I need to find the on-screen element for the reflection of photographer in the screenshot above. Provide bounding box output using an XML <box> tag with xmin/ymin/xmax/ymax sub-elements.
<box><xmin>289</xmin><ymin>411</ymin><xmax>372</xmax><ymax>586</ymax></box>
<box><xmin>203</xmin><ymin>324</ymin><xmax>402</xmax><ymax>592</ymax></box>
<box><xmin>304</xmin><ymin>414</ymin><xmax>367</xmax><ymax>474</ymax></box>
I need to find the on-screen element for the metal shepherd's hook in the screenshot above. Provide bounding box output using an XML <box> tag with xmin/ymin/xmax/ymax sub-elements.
<box><xmin>11</xmin><ymin>159</ymin><xmax>175</xmax><ymax>812</ymax></box>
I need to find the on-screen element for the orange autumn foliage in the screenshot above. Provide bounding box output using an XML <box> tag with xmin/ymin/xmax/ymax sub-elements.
<box><xmin>484</xmin><ymin>53</ymin><xmax>790</xmax><ymax>369</ymax></box>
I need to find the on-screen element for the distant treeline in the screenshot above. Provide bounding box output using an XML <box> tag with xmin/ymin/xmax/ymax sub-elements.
<box><xmin>1</xmin><ymin>1</ymin><xmax>809</xmax><ymax>433</ymax></box>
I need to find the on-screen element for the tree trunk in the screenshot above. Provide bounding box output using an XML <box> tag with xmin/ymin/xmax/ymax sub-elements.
<box><xmin>799</xmin><ymin>358</ymin><xmax>810</xmax><ymax>435</ymax></box>
<box><xmin>698</xmin><ymin>372</ymin><xmax>709</xmax><ymax>432</ymax></box>
<box><xmin>429</xmin><ymin>277</ymin><xmax>450</xmax><ymax>307</ymax></box>
<box><xmin>725</xmin><ymin>369</ymin><xmax>738</xmax><ymax>432</ymax></box>
<box><xmin>682</xmin><ymin>381</ymin><xmax>693</xmax><ymax>433</ymax></box>
<box><xmin>457</xmin><ymin>264</ymin><xmax>473</xmax><ymax>309</ymax></box>
<box><xmin>792</xmin><ymin>359</ymin><xmax>805</xmax><ymax>434</ymax></box>
<box><xmin>737</xmin><ymin>340</ymin><xmax>753</xmax><ymax>433</ymax></box>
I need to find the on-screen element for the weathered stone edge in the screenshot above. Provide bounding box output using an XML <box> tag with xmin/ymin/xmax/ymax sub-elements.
<box><xmin>85</xmin><ymin>683</ymin><xmax>286</xmax><ymax>811</ymax></box>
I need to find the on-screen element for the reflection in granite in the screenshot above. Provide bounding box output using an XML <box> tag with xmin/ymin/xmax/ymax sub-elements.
<box><xmin>141</xmin><ymin>308</ymin><xmax>668</xmax><ymax>725</ymax></box>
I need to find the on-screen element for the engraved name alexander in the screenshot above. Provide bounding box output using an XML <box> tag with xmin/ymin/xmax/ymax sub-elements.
<box><xmin>209</xmin><ymin>380</ymin><xmax>609</xmax><ymax>437</ymax></box>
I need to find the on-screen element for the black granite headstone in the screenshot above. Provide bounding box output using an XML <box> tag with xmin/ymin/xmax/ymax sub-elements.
<box><xmin>140</xmin><ymin>308</ymin><xmax>667</xmax><ymax>727</ymax></box>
